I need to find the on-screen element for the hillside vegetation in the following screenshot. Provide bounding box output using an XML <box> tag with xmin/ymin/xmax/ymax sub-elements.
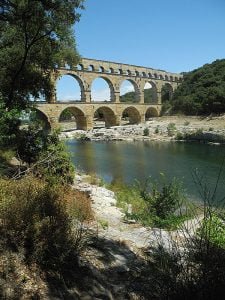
<box><xmin>120</xmin><ymin>89</ymin><xmax>154</xmax><ymax>103</ymax></box>
<box><xmin>170</xmin><ymin>59</ymin><xmax>225</xmax><ymax>115</ymax></box>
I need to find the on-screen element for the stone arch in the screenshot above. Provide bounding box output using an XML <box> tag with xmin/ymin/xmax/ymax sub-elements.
<box><xmin>161</xmin><ymin>82</ymin><xmax>173</xmax><ymax>102</ymax></box>
<box><xmin>94</xmin><ymin>106</ymin><xmax>117</xmax><ymax>128</ymax></box>
<box><xmin>32</xmin><ymin>108</ymin><xmax>51</xmax><ymax>131</ymax></box>
<box><xmin>135</xmin><ymin>71</ymin><xmax>139</xmax><ymax>77</ymax></box>
<box><xmin>142</xmin><ymin>72</ymin><xmax>147</xmax><ymax>78</ymax></box>
<box><xmin>109</xmin><ymin>67</ymin><xmax>114</xmax><ymax>73</ymax></box>
<box><xmin>88</xmin><ymin>65</ymin><xmax>95</xmax><ymax>71</ymax></box>
<box><xmin>145</xmin><ymin>107</ymin><xmax>159</xmax><ymax>119</ymax></box>
<box><xmin>120</xmin><ymin>79</ymin><xmax>140</xmax><ymax>103</ymax></box>
<box><xmin>99</xmin><ymin>66</ymin><xmax>105</xmax><ymax>72</ymax></box>
<box><xmin>91</xmin><ymin>77</ymin><xmax>115</xmax><ymax>102</ymax></box>
<box><xmin>76</xmin><ymin>64</ymin><xmax>83</xmax><ymax>71</ymax></box>
<box><xmin>165</xmin><ymin>75</ymin><xmax>169</xmax><ymax>81</ymax></box>
<box><xmin>56</xmin><ymin>73</ymin><xmax>85</xmax><ymax>102</ymax></box>
<box><xmin>59</xmin><ymin>106</ymin><xmax>87</xmax><ymax>130</ymax></box>
<box><xmin>170</xmin><ymin>76</ymin><xmax>173</xmax><ymax>81</ymax></box>
<box><xmin>144</xmin><ymin>81</ymin><xmax>158</xmax><ymax>103</ymax></box>
<box><xmin>122</xmin><ymin>106</ymin><xmax>141</xmax><ymax>124</ymax></box>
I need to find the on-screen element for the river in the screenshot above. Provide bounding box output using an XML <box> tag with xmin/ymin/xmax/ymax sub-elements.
<box><xmin>66</xmin><ymin>140</ymin><xmax>225</xmax><ymax>204</ymax></box>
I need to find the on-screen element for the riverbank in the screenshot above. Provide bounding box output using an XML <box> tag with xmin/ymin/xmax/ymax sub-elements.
<box><xmin>60</xmin><ymin>115</ymin><xmax>225</xmax><ymax>144</ymax></box>
<box><xmin>71</xmin><ymin>172</ymin><xmax>203</xmax><ymax>299</ymax></box>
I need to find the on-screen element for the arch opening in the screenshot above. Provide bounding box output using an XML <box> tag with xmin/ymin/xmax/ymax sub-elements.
<box><xmin>91</xmin><ymin>77</ymin><xmax>114</xmax><ymax>102</ymax></box>
<box><xmin>88</xmin><ymin>65</ymin><xmax>95</xmax><ymax>71</ymax></box>
<box><xmin>76</xmin><ymin>64</ymin><xmax>83</xmax><ymax>71</ymax></box>
<box><xmin>20</xmin><ymin>108</ymin><xmax>51</xmax><ymax>131</ymax></box>
<box><xmin>161</xmin><ymin>83</ymin><xmax>173</xmax><ymax>102</ymax></box>
<box><xmin>99</xmin><ymin>66</ymin><xmax>105</xmax><ymax>72</ymax></box>
<box><xmin>94</xmin><ymin>107</ymin><xmax>117</xmax><ymax>128</ymax></box>
<box><xmin>59</xmin><ymin>107</ymin><xmax>87</xmax><ymax>130</ymax></box>
<box><xmin>144</xmin><ymin>81</ymin><xmax>158</xmax><ymax>103</ymax></box>
<box><xmin>145</xmin><ymin>107</ymin><xmax>159</xmax><ymax>120</ymax></box>
<box><xmin>121</xmin><ymin>106</ymin><xmax>141</xmax><ymax>125</ymax></box>
<box><xmin>56</xmin><ymin>74</ymin><xmax>84</xmax><ymax>102</ymax></box>
<box><xmin>120</xmin><ymin>80</ymin><xmax>139</xmax><ymax>103</ymax></box>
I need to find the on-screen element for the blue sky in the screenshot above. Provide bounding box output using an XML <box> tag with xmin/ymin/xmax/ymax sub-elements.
<box><xmin>57</xmin><ymin>0</ymin><xmax>225</xmax><ymax>101</ymax></box>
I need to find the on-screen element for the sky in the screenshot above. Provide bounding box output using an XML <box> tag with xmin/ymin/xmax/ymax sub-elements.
<box><xmin>57</xmin><ymin>0</ymin><xmax>225</xmax><ymax>101</ymax></box>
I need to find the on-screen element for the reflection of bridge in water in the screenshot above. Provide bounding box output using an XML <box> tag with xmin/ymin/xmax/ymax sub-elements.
<box><xmin>36</xmin><ymin>58</ymin><xmax>183</xmax><ymax>130</ymax></box>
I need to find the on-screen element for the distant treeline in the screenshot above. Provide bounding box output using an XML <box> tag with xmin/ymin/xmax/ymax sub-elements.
<box><xmin>169</xmin><ymin>59</ymin><xmax>225</xmax><ymax>115</ymax></box>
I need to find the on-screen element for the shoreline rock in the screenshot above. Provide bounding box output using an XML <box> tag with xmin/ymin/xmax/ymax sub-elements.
<box><xmin>60</xmin><ymin>116</ymin><xmax>225</xmax><ymax>145</ymax></box>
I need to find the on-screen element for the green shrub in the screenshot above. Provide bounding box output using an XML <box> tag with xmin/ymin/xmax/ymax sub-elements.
<box><xmin>111</xmin><ymin>175</ymin><xmax>189</xmax><ymax>229</ymax></box>
<box><xmin>143</xmin><ymin>127</ymin><xmax>149</xmax><ymax>136</ymax></box>
<box><xmin>17</xmin><ymin>123</ymin><xmax>47</xmax><ymax>165</ymax></box>
<box><xmin>155</xmin><ymin>126</ymin><xmax>160</xmax><ymax>134</ymax></box>
<box><xmin>184</xmin><ymin>120</ymin><xmax>190</xmax><ymax>126</ymax></box>
<box><xmin>209</xmin><ymin>127</ymin><xmax>214</xmax><ymax>131</ymax></box>
<box><xmin>167</xmin><ymin>123</ymin><xmax>177</xmax><ymax>136</ymax></box>
<box><xmin>175</xmin><ymin>131</ymin><xmax>184</xmax><ymax>140</ymax></box>
<box><xmin>36</xmin><ymin>139</ymin><xmax>75</xmax><ymax>185</ymax></box>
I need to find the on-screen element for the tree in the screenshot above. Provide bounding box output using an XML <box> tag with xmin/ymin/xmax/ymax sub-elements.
<box><xmin>170</xmin><ymin>59</ymin><xmax>225</xmax><ymax>115</ymax></box>
<box><xmin>0</xmin><ymin>0</ymin><xmax>84</xmax><ymax>111</ymax></box>
<box><xmin>0</xmin><ymin>0</ymin><xmax>84</xmax><ymax>152</ymax></box>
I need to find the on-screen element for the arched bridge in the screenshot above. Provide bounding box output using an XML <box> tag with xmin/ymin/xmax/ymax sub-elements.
<box><xmin>37</xmin><ymin>58</ymin><xmax>183</xmax><ymax>130</ymax></box>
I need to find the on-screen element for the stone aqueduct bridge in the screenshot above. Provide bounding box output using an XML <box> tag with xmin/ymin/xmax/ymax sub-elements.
<box><xmin>37</xmin><ymin>58</ymin><xmax>183</xmax><ymax>130</ymax></box>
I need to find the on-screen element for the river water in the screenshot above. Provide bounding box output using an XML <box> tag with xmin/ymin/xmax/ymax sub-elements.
<box><xmin>66</xmin><ymin>140</ymin><xmax>225</xmax><ymax>204</ymax></box>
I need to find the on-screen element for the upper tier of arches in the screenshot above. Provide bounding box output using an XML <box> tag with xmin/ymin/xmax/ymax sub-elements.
<box><xmin>57</xmin><ymin>58</ymin><xmax>183</xmax><ymax>83</ymax></box>
<box><xmin>54</xmin><ymin>71</ymin><xmax>176</xmax><ymax>104</ymax></box>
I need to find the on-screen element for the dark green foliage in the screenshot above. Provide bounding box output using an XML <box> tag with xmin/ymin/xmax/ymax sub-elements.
<box><xmin>0</xmin><ymin>0</ymin><xmax>83</xmax><ymax>164</ymax></box>
<box><xmin>171</xmin><ymin>59</ymin><xmax>225</xmax><ymax>115</ymax></box>
<box><xmin>37</xmin><ymin>138</ymin><xmax>75</xmax><ymax>185</ymax></box>
<box><xmin>167</xmin><ymin>122</ymin><xmax>177</xmax><ymax>136</ymax></box>
<box><xmin>161</xmin><ymin>100</ymin><xmax>172</xmax><ymax>115</ymax></box>
<box><xmin>120</xmin><ymin>91</ymin><xmax>137</xmax><ymax>103</ymax></box>
<box><xmin>17</xmin><ymin>123</ymin><xmax>48</xmax><ymax>165</ymax></box>
<box><xmin>144</xmin><ymin>88</ymin><xmax>154</xmax><ymax>103</ymax></box>
<box><xmin>143</xmin><ymin>127</ymin><xmax>149</xmax><ymax>136</ymax></box>
<box><xmin>111</xmin><ymin>175</ymin><xmax>189</xmax><ymax>229</ymax></box>
<box><xmin>59</xmin><ymin>108</ymin><xmax>74</xmax><ymax>121</ymax></box>
<box><xmin>0</xmin><ymin>0</ymin><xmax>83</xmax><ymax>110</ymax></box>
<box><xmin>120</xmin><ymin>89</ymin><xmax>154</xmax><ymax>103</ymax></box>
<box><xmin>0</xmin><ymin>96</ymin><xmax>21</xmax><ymax>147</ymax></box>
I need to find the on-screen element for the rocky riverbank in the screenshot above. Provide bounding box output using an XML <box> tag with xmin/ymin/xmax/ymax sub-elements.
<box><xmin>70</xmin><ymin>173</ymin><xmax>203</xmax><ymax>299</ymax></box>
<box><xmin>60</xmin><ymin>115</ymin><xmax>225</xmax><ymax>144</ymax></box>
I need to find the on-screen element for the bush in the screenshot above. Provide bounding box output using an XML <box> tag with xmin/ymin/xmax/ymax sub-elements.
<box><xmin>175</xmin><ymin>131</ymin><xmax>184</xmax><ymax>140</ymax></box>
<box><xmin>143</xmin><ymin>127</ymin><xmax>149</xmax><ymax>136</ymax></box>
<box><xmin>17</xmin><ymin>123</ymin><xmax>47</xmax><ymax>165</ymax></box>
<box><xmin>155</xmin><ymin>126</ymin><xmax>160</xmax><ymax>134</ymax></box>
<box><xmin>0</xmin><ymin>176</ymin><xmax>92</xmax><ymax>272</ymax></box>
<box><xmin>111</xmin><ymin>175</ymin><xmax>190</xmax><ymax>229</ymax></box>
<box><xmin>36</xmin><ymin>138</ymin><xmax>75</xmax><ymax>185</ymax></box>
<box><xmin>167</xmin><ymin>123</ymin><xmax>177</xmax><ymax>136</ymax></box>
<box><xmin>184</xmin><ymin>120</ymin><xmax>190</xmax><ymax>126</ymax></box>
<box><xmin>142</xmin><ymin>170</ymin><xmax>225</xmax><ymax>299</ymax></box>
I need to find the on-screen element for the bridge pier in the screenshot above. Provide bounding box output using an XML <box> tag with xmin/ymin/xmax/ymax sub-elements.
<box><xmin>86</xmin><ymin>115</ymin><xmax>94</xmax><ymax>130</ymax></box>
